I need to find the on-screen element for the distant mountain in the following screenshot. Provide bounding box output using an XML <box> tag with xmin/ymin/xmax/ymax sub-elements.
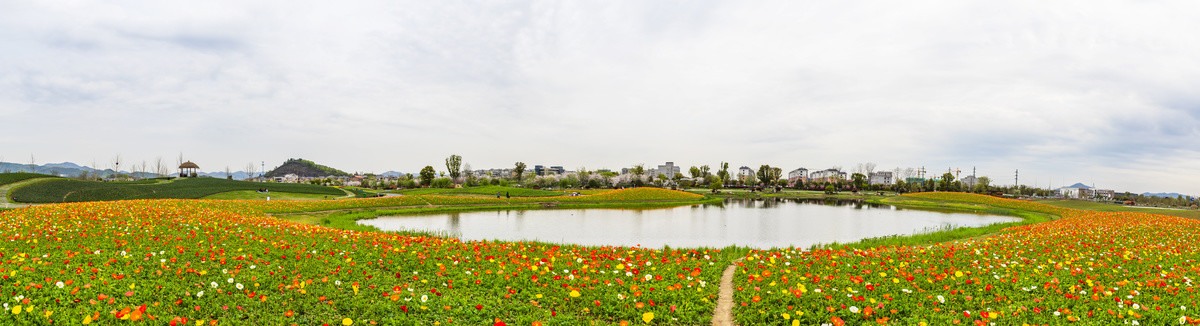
<box><xmin>1142</xmin><ymin>192</ymin><xmax>1189</xmax><ymax>199</ymax></box>
<box><xmin>263</xmin><ymin>158</ymin><xmax>350</xmax><ymax>178</ymax></box>
<box><xmin>1061</xmin><ymin>183</ymin><xmax>1092</xmax><ymax>189</ymax></box>
<box><xmin>43</xmin><ymin>162</ymin><xmax>87</xmax><ymax>170</ymax></box>
<box><xmin>380</xmin><ymin>171</ymin><xmax>412</xmax><ymax>177</ymax></box>
<box><xmin>198</xmin><ymin>171</ymin><xmax>252</xmax><ymax>180</ymax></box>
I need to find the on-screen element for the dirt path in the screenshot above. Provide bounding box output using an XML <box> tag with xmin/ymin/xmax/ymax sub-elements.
<box><xmin>711</xmin><ymin>257</ymin><xmax>744</xmax><ymax>326</ymax></box>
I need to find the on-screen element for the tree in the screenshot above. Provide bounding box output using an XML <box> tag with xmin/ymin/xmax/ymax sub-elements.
<box><xmin>976</xmin><ymin>176</ymin><xmax>991</xmax><ymax>193</ymax></box>
<box><xmin>851</xmin><ymin>173</ymin><xmax>867</xmax><ymax>190</ymax></box>
<box><xmin>513</xmin><ymin>162</ymin><xmax>526</xmax><ymax>181</ymax></box>
<box><xmin>718</xmin><ymin>162</ymin><xmax>730</xmax><ymax>186</ymax></box>
<box><xmin>757</xmin><ymin>165</ymin><xmax>773</xmax><ymax>188</ymax></box>
<box><xmin>699</xmin><ymin>165</ymin><xmax>710</xmax><ymax>178</ymax></box>
<box><xmin>445</xmin><ymin>155</ymin><xmax>462</xmax><ymax>183</ymax></box>
<box><xmin>419</xmin><ymin>166</ymin><xmax>436</xmax><ymax>186</ymax></box>
<box><xmin>631</xmin><ymin>164</ymin><xmax>645</xmax><ymax>186</ymax></box>
<box><xmin>673</xmin><ymin>172</ymin><xmax>684</xmax><ymax>185</ymax></box>
<box><xmin>940</xmin><ymin>172</ymin><xmax>956</xmax><ymax>191</ymax></box>
<box><xmin>689</xmin><ymin>166</ymin><xmax>701</xmax><ymax>180</ymax></box>
<box><xmin>154</xmin><ymin>157</ymin><xmax>167</xmax><ymax>177</ymax></box>
<box><xmin>245</xmin><ymin>163</ymin><xmax>258</xmax><ymax>181</ymax></box>
<box><xmin>111</xmin><ymin>154</ymin><xmax>122</xmax><ymax>179</ymax></box>
<box><xmin>770</xmin><ymin>167</ymin><xmax>782</xmax><ymax>187</ymax></box>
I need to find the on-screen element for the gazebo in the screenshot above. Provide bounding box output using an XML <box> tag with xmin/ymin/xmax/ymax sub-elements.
<box><xmin>179</xmin><ymin>161</ymin><xmax>200</xmax><ymax>177</ymax></box>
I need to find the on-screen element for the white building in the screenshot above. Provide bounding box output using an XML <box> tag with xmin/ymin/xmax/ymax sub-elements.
<box><xmin>738</xmin><ymin>166</ymin><xmax>754</xmax><ymax>181</ymax></box>
<box><xmin>787</xmin><ymin>168</ymin><xmax>809</xmax><ymax>184</ymax></box>
<box><xmin>809</xmin><ymin>168</ymin><xmax>846</xmax><ymax>182</ymax></box>
<box><xmin>654</xmin><ymin>162</ymin><xmax>681</xmax><ymax>178</ymax></box>
<box><xmin>868</xmin><ymin>171</ymin><xmax>893</xmax><ymax>186</ymax></box>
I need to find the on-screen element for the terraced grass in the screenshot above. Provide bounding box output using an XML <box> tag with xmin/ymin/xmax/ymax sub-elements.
<box><xmin>0</xmin><ymin>172</ymin><xmax>59</xmax><ymax>186</ymax></box>
<box><xmin>10</xmin><ymin>177</ymin><xmax>344</xmax><ymax>203</ymax></box>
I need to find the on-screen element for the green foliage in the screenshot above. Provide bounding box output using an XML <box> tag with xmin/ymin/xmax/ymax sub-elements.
<box><xmin>10</xmin><ymin>177</ymin><xmax>343</xmax><ymax>203</ymax></box>
<box><xmin>0</xmin><ymin>172</ymin><xmax>59</xmax><ymax>186</ymax></box>
<box><xmin>263</xmin><ymin>158</ymin><xmax>350</xmax><ymax>178</ymax></box>
<box><xmin>431</xmin><ymin>177</ymin><xmax>453</xmax><ymax>189</ymax></box>
<box><xmin>419</xmin><ymin>166</ymin><xmax>436</xmax><ymax>186</ymax></box>
<box><xmin>513</xmin><ymin>162</ymin><xmax>526</xmax><ymax>181</ymax></box>
<box><xmin>445</xmin><ymin>154</ymin><xmax>462</xmax><ymax>181</ymax></box>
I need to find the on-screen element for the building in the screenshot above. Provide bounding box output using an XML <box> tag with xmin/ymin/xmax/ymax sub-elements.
<box><xmin>738</xmin><ymin>166</ymin><xmax>754</xmax><ymax>182</ymax></box>
<box><xmin>534</xmin><ymin>165</ymin><xmax>545</xmax><ymax>176</ymax></box>
<box><xmin>808</xmin><ymin>168</ymin><xmax>846</xmax><ymax>183</ymax></box>
<box><xmin>178</xmin><ymin>161</ymin><xmax>200</xmax><ymax>178</ymax></box>
<box><xmin>653</xmin><ymin>162</ymin><xmax>681</xmax><ymax>178</ymax></box>
<box><xmin>1095</xmin><ymin>189</ymin><xmax>1115</xmax><ymax>201</ymax></box>
<box><xmin>868</xmin><ymin>171</ymin><xmax>893</xmax><ymax>186</ymax></box>
<box><xmin>960</xmin><ymin>175</ymin><xmax>977</xmax><ymax>188</ymax></box>
<box><xmin>1059</xmin><ymin>187</ymin><xmax>1085</xmax><ymax>199</ymax></box>
<box><xmin>787</xmin><ymin>168</ymin><xmax>809</xmax><ymax>185</ymax></box>
<box><xmin>548</xmin><ymin>166</ymin><xmax>565</xmax><ymax>175</ymax></box>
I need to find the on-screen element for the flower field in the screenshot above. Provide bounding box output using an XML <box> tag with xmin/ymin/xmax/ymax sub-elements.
<box><xmin>241</xmin><ymin>188</ymin><xmax>706</xmax><ymax>213</ymax></box>
<box><xmin>0</xmin><ymin>192</ymin><xmax>732</xmax><ymax>325</ymax></box>
<box><xmin>733</xmin><ymin>192</ymin><xmax>1200</xmax><ymax>325</ymax></box>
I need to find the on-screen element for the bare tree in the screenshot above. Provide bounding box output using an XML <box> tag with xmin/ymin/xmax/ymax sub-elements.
<box><xmin>864</xmin><ymin>162</ymin><xmax>877</xmax><ymax>175</ymax></box>
<box><xmin>245</xmin><ymin>163</ymin><xmax>258</xmax><ymax>181</ymax></box>
<box><xmin>892</xmin><ymin>167</ymin><xmax>903</xmax><ymax>182</ymax></box>
<box><xmin>154</xmin><ymin>157</ymin><xmax>166</xmax><ymax>177</ymax></box>
<box><xmin>177</xmin><ymin>153</ymin><xmax>184</xmax><ymax>176</ymax></box>
<box><xmin>225</xmin><ymin>166</ymin><xmax>233</xmax><ymax>179</ymax></box>
<box><xmin>111</xmin><ymin>154</ymin><xmax>122</xmax><ymax>180</ymax></box>
<box><xmin>0</xmin><ymin>155</ymin><xmax>6</xmax><ymax>173</ymax></box>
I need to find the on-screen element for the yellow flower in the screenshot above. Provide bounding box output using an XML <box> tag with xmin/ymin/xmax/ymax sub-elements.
<box><xmin>642</xmin><ymin>312</ymin><xmax>654</xmax><ymax>324</ymax></box>
<box><xmin>342</xmin><ymin>318</ymin><xmax>353</xmax><ymax>325</ymax></box>
<box><xmin>569</xmin><ymin>290</ymin><xmax>581</xmax><ymax>298</ymax></box>
<box><xmin>83</xmin><ymin>315</ymin><xmax>93</xmax><ymax>324</ymax></box>
<box><xmin>791</xmin><ymin>320</ymin><xmax>799</xmax><ymax>326</ymax></box>
<box><xmin>12</xmin><ymin>305</ymin><xmax>21</xmax><ymax>314</ymax></box>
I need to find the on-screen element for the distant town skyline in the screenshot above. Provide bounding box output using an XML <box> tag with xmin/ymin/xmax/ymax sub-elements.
<box><xmin>3</xmin><ymin>1</ymin><xmax>1199</xmax><ymax>195</ymax></box>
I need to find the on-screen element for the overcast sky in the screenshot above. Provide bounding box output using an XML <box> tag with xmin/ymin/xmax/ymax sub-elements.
<box><xmin>2</xmin><ymin>1</ymin><xmax>1199</xmax><ymax>194</ymax></box>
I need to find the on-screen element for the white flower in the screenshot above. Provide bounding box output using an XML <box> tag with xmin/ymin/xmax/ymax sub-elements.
<box><xmin>236</xmin><ymin>283</ymin><xmax>244</xmax><ymax>290</ymax></box>
<box><xmin>1054</xmin><ymin>311</ymin><xmax>1061</xmax><ymax>316</ymax></box>
<box><xmin>849</xmin><ymin>306</ymin><xmax>860</xmax><ymax>313</ymax></box>
<box><xmin>210</xmin><ymin>282</ymin><xmax>218</xmax><ymax>288</ymax></box>
<box><xmin>1181</xmin><ymin>316</ymin><xmax>1188</xmax><ymax>324</ymax></box>
<box><xmin>335</xmin><ymin>280</ymin><xmax>342</xmax><ymax>286</ymax></box>
<box><xmin>55</xmin><ymin>281</ymin><xmax>64</xmax><ymax>288</ymax></box>
<box><xmin>645</xmin><ymin>274</ymin><xmax>653</xmax><ymax>281</ymax></box>
<box><xmin>937</xmin><ymin>295</ymin><xmax>945</xmax><ymax>303</ymax></box>
<box><xmin>249</xmin><ymin>265</ymin><xmax>256</xmax><ymax>269</ymax></box>
<box><xmin>420</xmin><ymin>295</ymin><xmax>428</xmax><ymax>302</ymax></box>
<box><xmin>227</xmin><ymin>278</ymin><xmax>234</xmax><ymax>283</ymax></box>
<box><xmin>196</xmin><ymin>291</ymin><xmax>205</xmax><ymax>298</ymax></box>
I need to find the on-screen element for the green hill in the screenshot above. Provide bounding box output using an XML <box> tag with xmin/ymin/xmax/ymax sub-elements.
<box><xmin>264</xmin><ymin>158</ymin><xmax>350</xmax><ymax>178</ymax></box>
<box><xmin>0</xmin><ymin>172</ymin><xmax>59</xmax><ymax>186</ymax></box>
<box><xmin>10</xmin><ymin>177</ymin><xmax>344</xmax><ymax>203</ymax></box>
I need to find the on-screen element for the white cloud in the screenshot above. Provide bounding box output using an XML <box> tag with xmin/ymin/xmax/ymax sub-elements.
<box><xmin>2</xmin><ymin>0</ymin><xmax>1199</xmax><ymax>193</ymax></box>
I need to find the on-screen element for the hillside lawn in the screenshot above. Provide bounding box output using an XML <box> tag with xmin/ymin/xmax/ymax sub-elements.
<box><xmin>1036</xmin><ymin>198</ymin><xmax>1200</xmax><ymax>219</ymax></box>
<box><xmin>201</xmin><ymin>190</ymin><xmax>341</xmax><ymax>201</ymax></box>
<box><xmin>0</xmin><ymin>172</ymin><xmax>59</xmax><ymax>186</ymax></box>
<box><xmin>10</xmin><ymin>177</ymin><xmax>345</xmax><ymax>203</ymax></box>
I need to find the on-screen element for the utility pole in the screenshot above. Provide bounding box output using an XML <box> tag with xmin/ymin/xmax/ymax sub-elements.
<box><xmin>261</xmin><ymin>161</ymin><xmax>265</xmax><ymax>179</ymax></box>
<box><xmin>1014</xmin><ymin>169</ymin><xmax>1019</xmax><ymax>196</ymax></box>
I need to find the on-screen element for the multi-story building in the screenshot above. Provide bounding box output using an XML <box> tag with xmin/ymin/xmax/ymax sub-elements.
<box><xmin>868</xmin><ymin>171</ymin><xmax>893</xmax><ymax>186</ymax></box>
<box><xmin>808</xmin><ymin>168</ymin><xmax>846</xmax><ymax>182</ymax></box>
<box><xmin>738</xmin><ymin>166</ymin><xmax>754</xmax><ymax>182</ymax></box>
<box><xmin>787</xmin><ymin>168</ymin><xmax>808</xmax><ymax>185</ymax></box>
<box><xmin>653</xmin><ymin>162</ymin><xmax>681</xmax><ymax>178</ymax></box>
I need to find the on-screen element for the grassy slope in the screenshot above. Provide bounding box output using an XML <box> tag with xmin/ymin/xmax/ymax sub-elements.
<box><xmin>0</xmin><ymin>172</ymin><xmax>59</xmax><ymax>186</ymax></box>
<box><xmin>1036</xmin><ymin>198</ymin><xmax>1200</xmax><ymax>219</ymax></box>
<box><xmin>10</xmin><ymin>177</ymin><xmax>344</xmax><ymax>203</ymax></box>
<box><xmin>202</xmin><ymin>190</ymin><xmax>338</xmax><ymax>201</ymax></box>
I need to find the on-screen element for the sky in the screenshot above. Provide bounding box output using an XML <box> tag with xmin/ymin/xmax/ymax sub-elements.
<box><xmin>2</xmin><ymin>1</ymin><xmax>1199</xmax><ymax>194</ymax></box>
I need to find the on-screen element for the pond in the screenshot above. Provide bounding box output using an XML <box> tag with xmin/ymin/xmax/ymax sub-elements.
<box><xmin>358</xmin><ymin>198</ymin><xmax>1021</xmax><ymax>249</ymax></box>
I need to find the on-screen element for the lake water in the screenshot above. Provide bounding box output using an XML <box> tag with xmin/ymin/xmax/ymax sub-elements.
<box><xmin>358</xmin><ymin>198</ymin><xmax>1021</xmax><ymax>249</ymax></box>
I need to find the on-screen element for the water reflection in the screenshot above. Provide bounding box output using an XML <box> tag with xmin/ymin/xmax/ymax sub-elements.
<box><xmin>360</xmin><ymin>199</ymin><xmax>1020</xmax><ymax>249</ymax></box>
